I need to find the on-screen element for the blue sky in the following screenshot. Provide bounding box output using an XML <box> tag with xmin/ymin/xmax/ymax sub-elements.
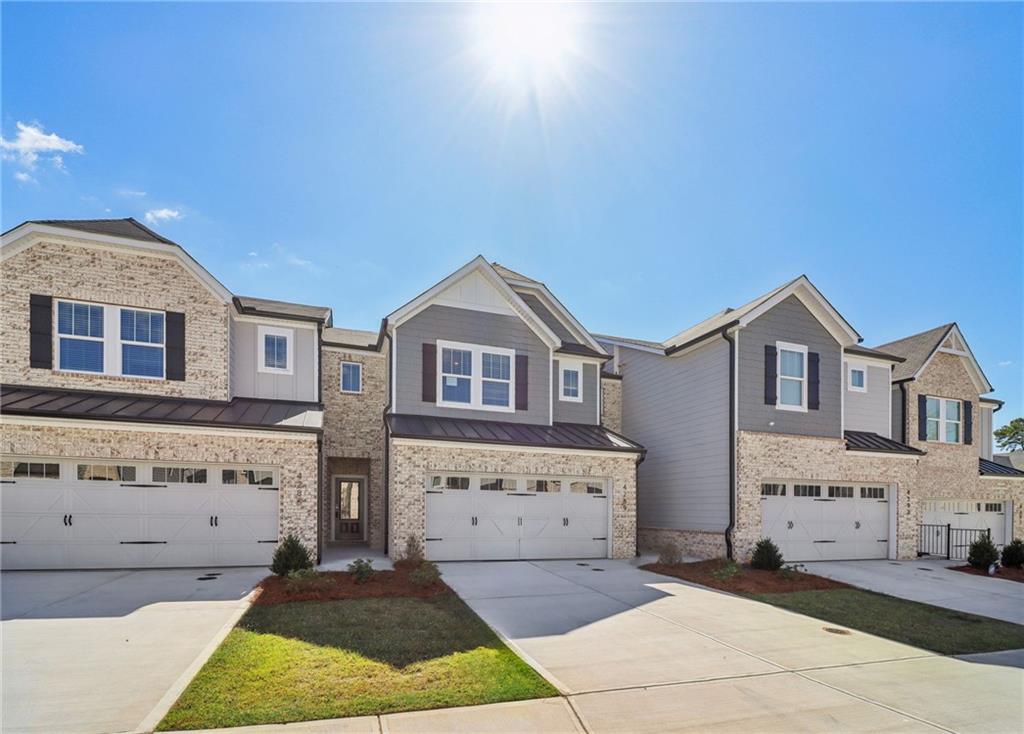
<box><xmin>3</xmin><ymin>2</ymin><xmax>1021</xmax><ymax>432</ymax></box>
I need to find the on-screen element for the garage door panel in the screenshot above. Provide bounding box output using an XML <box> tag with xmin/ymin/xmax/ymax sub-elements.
<box><xmin>1</xmin><ymin>484</ymin><xmax>65</xmax><ymax>514</ymax></box>
<box><xmin>149</xmin><ymin>543</ymin><xmax>216</xmax><ymax>568</ymax></box>
<box><xmin>1</xmin><ymin>542</ymin><xmax>67</xmax><ymax>569</ymax></box>
<box><xmin>145</xmin><ymin>489</ymin><xmax>216</xmax><ymax>516</ymax></box>
<box><xmin>218</xmin><ymin>489</ymin><xmax>278</xmax><ymax>516</ymax></box>
<box><xmin>70</xmin><ymin>514</ymin><xmax>145</xmax><ymax>544</ymax></box>
<box><xmin>149</xmin><ymin>515</ymin><xmax>215</xmax><ymax>544</ymax></box>
<box><xmin>3</xmin><ymin>513</ymin><xmax>68</xmax><ymax>544</ymax></box>
<box><xmin>426</xmin><ymin>537</ymin><xmax>473</xmax><ymax>562</ymax></box>
<box><xmin>67</xmin><ymin>486</ymin><xmax>143</xmax><ymax>514</ymax></box>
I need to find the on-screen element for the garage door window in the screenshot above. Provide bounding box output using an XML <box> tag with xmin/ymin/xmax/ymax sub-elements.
<box><xmin>222</xmin><ymin>469</ymin><xmax>276</xmax><ymax>486</ymax></box>
<box><xmin>527</xmin><ymin>479</ymin><xmax>562</xmax><ymax>493</ymax></box>
<box><xmin>983</xmin><ymin>503</ymin><xmax>1003</xmax><ymax>513</ymax></box>
<box><xmin>78</xmin><ymin>464</ymin><xmax>136</xmax><ymax>481</ymax></box>
<box><xmin>481</xmin><ymin>478</ymin><xmax>518</xmax><ymax>492</ymax></box>
<box><xmin>761</xmin><ymin>483</ymin><xmax>786</xmax><ymax>496</ymax></box>
<box><xmin>861</xmin><ymin>486</ymin><xmax>885</xmax><ymax>499</ymax></box>
<box><xmin>828</xmin><ymin>485</ymin><xmax>854</xmax><ymax>498</ymax></box>
<box><xmin>571</xmin><ymin>481</ymin><xmax>605</xmax><ymax>495</ymax></box>
<box><xmin>153</xmin><ymin>467</ymin><xmax>208</xmax><ymax>483</ymax></box>
<box><xmin>793</xmin><ymin>484</ymin><xmax>821</xmax><ymax>497</ymax></box>
<box><xmin>430</xmin><ymin>475</ymin><xmax>470</xmax><ymax>490</ymax></box>
<box><xmin>1</xmin><ymin>461</ymin><xmax>60</xmax><ymax>479</ymax></box>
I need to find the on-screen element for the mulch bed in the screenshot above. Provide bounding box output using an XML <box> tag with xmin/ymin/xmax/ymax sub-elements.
<box><xmin>254</xmin><ymin>564</ymin><xmax>449</xmax><ymax>605</ymax></box>
<box><xmin>642</xmin><ymin>559</ymin><xmax>849</xmax><ymax>594</ymax></box>
<box><xmin>950</xmin><ymin>564</ymin><xmax>1024</xmax><ymax>584</ymax></box>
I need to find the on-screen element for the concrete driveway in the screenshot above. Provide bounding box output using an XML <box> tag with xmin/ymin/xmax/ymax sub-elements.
<box><xmin>441</xmin><ymin>559</ymin><xmax>1024</xmax><ymax>733</ymax></box>
<box><xmin>1</xmin><ymin>567</ymin><xmax>266</xmax><ymax>734</ymax></box>
<box><xmin>802</xmin><ymin>558</ymin><xmax>1024</xmax><ymax>624</ymax></box>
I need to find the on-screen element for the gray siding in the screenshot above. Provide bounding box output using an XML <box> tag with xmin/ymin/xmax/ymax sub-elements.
<box><xmin>979</xmin><ymin>407</ymin><xmax>993</xmax><ymax>460</ymax></box>
<box><xmin>231</xmin><ymin>319</ymin><xmax>317</xmax><ymax>402</ymax></box>
<box><xmin>395</xmin><ymin>304</ymin><xmax>549</xmax><ymax>424</ymax></box>
<box><xmin>843</xmin><ymin>361</ymin><xmax>891</xmax><ymax>437</ymax></box>
<box><xmin>891</xmin><ymin>385</ymin><xmax>904</xmax><ymax>443</ymax></box>
<box><xmin>552</xmin><ymin>360</ymin><xmax>598</xmax><ymax>425</ymax></box>
<box><xmin>621</xmin><ymin>339</ymin><xmax>731</xmax><ymax>532</ymax></box>
<box><xmin>738</xmin><ymin>295</ymin><xmax>842</xmax><ymax>438</ymax></box>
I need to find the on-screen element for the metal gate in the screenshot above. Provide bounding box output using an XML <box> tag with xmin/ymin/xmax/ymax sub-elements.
<box><xmin>917</xmin><ymin>524</ymin><xmax>991</xmax><ymax>561</ymax></box>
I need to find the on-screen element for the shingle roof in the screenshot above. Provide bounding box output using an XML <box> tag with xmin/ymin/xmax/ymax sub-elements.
<box><xmin>491</xmin><ymin>262</ymin><xmax>541</xmax><ymax>285</ymax></box>
<box><xmin>844</xmin><ymin>345</ymin><xmax>906</xmax><ymax>363</ymax></box>
<box><xmin>517</xmin><ymin>291</ymin><xmax>578</xmax><ymax>344</ymax></box>
<box><xmin>387</xmin><ymin>414</ymin><xmax>644</xmax><ymax>454</ymax></box>
<box><xmin>234</xmin><ymin>296</ymin><xmax>332</xmax><ymax>324</ymax></box>
<box><xmin>322</xmin><ymin>326</ymin><xmax>382</xmax><ymax>350</ymax></box>
<box><xmin>1</xmin><ymin>385</ymin><xmax>323</xmax><ymax>432</ymax></box>
<box><xmin>5</xmin><ymin>218</ymin><xmax>178</xmax><ymax>245</ymax></box>
<box><xmin>592</xmin><ymin>333</ymin><xmax>665</xmax><ymax>350</ymax></box>
<box><xmin>980</xmin><ymin>457</ymin><xmax>1024</xmax><ymax>477</ymax></box>
<box><xmin>844</xmin><ymin>431</ymin><xmax>925</xmax><ymax>455</ymax></box>
<box><xmin>555</xmin><ymin>343</ymin><xmax>610</xmax><ymax>360</ymax></box>
<box><xmin>873</xmin><ymin>324</ymin><xmax>954</xmax><ymax>381</ymax></box>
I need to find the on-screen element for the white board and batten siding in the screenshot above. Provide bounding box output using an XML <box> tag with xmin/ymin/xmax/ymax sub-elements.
<box><xmin>1</xmin><ymin>458</ymin><xmax>280</xmax><ymax>570</ymax></box>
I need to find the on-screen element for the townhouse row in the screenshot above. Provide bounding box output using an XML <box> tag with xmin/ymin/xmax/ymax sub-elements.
<box><xmin>0</xmin><ymin>218</ymin><xmax>1020</xmax><ymax>570</ymax></box>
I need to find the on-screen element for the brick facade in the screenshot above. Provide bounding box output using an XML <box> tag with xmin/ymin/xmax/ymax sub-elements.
<box><xmin>1</xmin><ymin>237</ymin><xmax>230</xmax><ymax>399</ymax></box>
<box><xmin>639</xmin><ymin>527</ymin><xmax>727</xmax><ymax>559</ymax></box>
<box><xmin>1</xmin><ymin>420</ymin><xmax>319</xmax><ymax>550</ymax></box>
<box><xmin>601</xmin><ymin>376</ymin><xmax>622</xmax><ymax>433</ymax></box>
<box><xmin>387</xmin><ymin>440</ymin><xmax>639</xmax><ymax>559</ymax></box>
<box><xmin>320</xmin><ymin>347</ymin><xmax>388</xmax><ymax>549</ymax></box>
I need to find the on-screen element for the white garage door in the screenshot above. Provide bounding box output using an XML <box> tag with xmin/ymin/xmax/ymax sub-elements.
<box><xmin>425</xmin><ymin>474</ymin><xmax>609</xmax><ymax>561</ymax></box>
<box><xmin>922</xmin><ymin>500</ymin><xmax>1007</xmax><ymax>547</ymax></box>
<box><xmin>761</xmin><ymin>482</ymin><xmax>890</xmax><ymax>561</ymax></box>
<box><xmin>1</xmin><ymin>458</ymin><xmax>280</xmax><ymax>570</ymax></box>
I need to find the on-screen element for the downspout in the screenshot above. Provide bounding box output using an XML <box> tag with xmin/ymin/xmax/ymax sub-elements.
<box><xmin>382</xmin><ymin>327</ymin><xmax>394</xmax><ymax>556</ymax></box>
<box><xmin>722</xmin><ymin>326</ymin><xmax>736</xmax><ymax>560</ymax></box>
<box><xmin>899</xmin><ymin>381</ymin><xmax>908</xmax><ymax>444</ymax></box>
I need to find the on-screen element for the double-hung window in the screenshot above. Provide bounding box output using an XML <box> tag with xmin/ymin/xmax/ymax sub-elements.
<box><xmin>925</xmin><ymin>396</ymin><xmax>961</xmax><ymax>443</ymax></box>
<box><xmin>341</xmin><ymin>361</ymin><xmax>362</xmax><ymax>393</ymax></box>
<box><xmin>258</xmin><ymin>325</ymin><xmax>293</xmax><ymax>375</ymax></box>
<box><xmin>437</xmin><ymin>341</ymin><xmax>515</xmax><ymax>412</ymax></box>
<box><xmin>121</xmin><ymin>309</ymin><xmax>165</xmax><ymax>378</ymax></box>
<box><xmin>57</xmin><ymin>300</ymin><xmax>105</xmax><ymax>373</ymax></box>
<box><xmin>777</xmin><ymin>342</ymin><xmax>807</xmax><ymax>411</ymax></box>
<box><xmin>560</xmin><ymin>359</ymin><xmax>582</xmax><ymax>402</ymax></box>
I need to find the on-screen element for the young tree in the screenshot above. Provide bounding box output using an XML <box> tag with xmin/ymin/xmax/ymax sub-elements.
<box><xmin>994</xmin><ymin>417</ymin><xmax>1024</xmax><ymax>451</ymax></box>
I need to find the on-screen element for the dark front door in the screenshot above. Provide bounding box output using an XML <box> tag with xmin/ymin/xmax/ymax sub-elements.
<box><xmin>334</xmin><ymin>478</ymin><xmax>364</xmax><ymax>542</ymax></box>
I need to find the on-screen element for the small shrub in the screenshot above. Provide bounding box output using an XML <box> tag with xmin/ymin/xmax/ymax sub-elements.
<box><xmin>288</xmin><ymin>567</ymin><xmax>319</xmax><ymax>581</ymax></box>
<box><xmin>967</xmin><ymin>535</ymin><xmax>999</xmax><ymax>570</ymax></box>
<box><xmin>409</xmin><ymin>561</ymin><xmax>442</xmax><ymax>588</ymax></box>
<box><xmin>657</xmin><ymin>543</ymin><xmax>682</xmax><ymax>566</ymax></box>
<box><xmin>402</xmin><ymin>536</ymin><xmax>425</xmax><ymax>565</ymax></box>
<box><xmin>750</xmin><ymin>538</ymin><xmax>784</xmax><ymax>571</ymax></box>
<box><xmin>271</xmin><ymin>534</ymin><xmax>313</xmax><ymax>576</ymax></box>
<box><xmin>712</xmin><ymin>559</ymin><xmax>742</xmax><ymax>582</ymax></box>
<box><xmin>347</xmin><ymin>557</ymin><xmax>375</xmax><ymax>584</ymax></box>
<box><xmin>1000</xmin><ymin>538</ymin><xmax>1024</xmax><ymax>568</ymax></box>
<box><xmin>285</xmin><ymin>568</ymin><xmax>333</xmax><ymax>592</ymax></box>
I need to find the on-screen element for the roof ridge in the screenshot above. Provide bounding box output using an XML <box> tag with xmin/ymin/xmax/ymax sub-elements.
<box><xmin>874</xmin><ymin>322</ymin><xmax>955</xmax><ymax>350</ymax></box>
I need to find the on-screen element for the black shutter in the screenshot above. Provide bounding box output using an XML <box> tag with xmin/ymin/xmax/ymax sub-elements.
<box><xmin>763</xmin><ymin>345</ymin><xmax>777</xmax><ymax>405</ymax></box>
<box><xmin>918</xmin><ymin>394</ymin><xmax>928</xmax><ymax>441</ymax></box>
<box><xmin>29</xmin><ymin>294</ymin><xmax>53</xmax><ymax>369</ymax></box>
<box><xmin>807</xmin><ymin>352</ymin><xmax>820</xmax><ymax>410</ymax></box>
<box><xmin>422</xmin><ymin>343</ymin><xmax>437</xmax><ymax>402</ymax></box>
<box><xmin>515</xmin><ymin>354</ymin><xmax>528</xmax><ymax>410</ymax></box>
<box><xmin>165</xmin><ymin>311</ymin><xmax>186</xmax><ymax>381</ymax></box>
<box><xmin>963</xmin><ymin>401</ymin><xmax>973</xmax><ymax>445</ymax></box>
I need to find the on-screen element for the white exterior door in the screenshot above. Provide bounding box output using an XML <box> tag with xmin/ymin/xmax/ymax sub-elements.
<box><xmin>0</xmin><ymin>459</ymin><xmax>280</xmax><ymax>570</ymax></box>
<box><xmin>425</xmin><ymin>474</ymin><xmax>610</xmax><ymax>561</ymax></box>
<box><xmin>761</xmin><ymin>482</ymin><xmax>890</xmax><ymax>562</ymax></box>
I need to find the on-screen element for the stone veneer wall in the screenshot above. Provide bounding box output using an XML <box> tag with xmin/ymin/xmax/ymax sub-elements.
<box><xmin>388</xmin><ymin>441</ymin><xmax>639</xmax><ymax>559</ymax></box>
<box><xmin>601</xmin><ymin>376</ymin><xmax>622</xmax><ymax>433</ymax></box>
<box><xmin>1</xmin><ymin>238</ymin><xmax>230</xmax><ymax>399</ymax></box>
<box><xmin>320</xmin><ymin>347</ymin><xmax>388</xmax><ymax>549</ymax></box>
<box><xmin>1</xmin><ymin>421</ymin><xmax>320</xmax><ymax>550</ymax></box>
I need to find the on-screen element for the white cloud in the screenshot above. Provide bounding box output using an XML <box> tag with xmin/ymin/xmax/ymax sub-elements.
<box><xmin>286</xmin><ymin>255</ymin><xmax>315</xmax><ymax>271</ymax></box>
<box><xmin>998</xmin><ymin>360</ymin><xmax>1013</xmax><ymax>367</ymax></box>
<box><xmin>13</xmin><ymin>171</ymin><xmax>36</xmax><ymax>184</ymax></box>
<box><xmin>1</xmin><ymin>122</ymin><xmax>83</xmax><ymax>170</ymax></box>
<box><xmin>118</xmin><ymin>189</ymin><xmax>147</xmax><ymax>198</ymax></box>
<box><xmin>144</xmin><ymin>208</ymin><xmax>182</xmax><ymax>225</ymax></box>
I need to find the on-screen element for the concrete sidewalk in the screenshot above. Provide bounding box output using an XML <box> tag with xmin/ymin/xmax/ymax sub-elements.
<box><xmin>802</xmin><ymin>558</ymin><xmax>1024</xmax><ymax>624</ymax></box>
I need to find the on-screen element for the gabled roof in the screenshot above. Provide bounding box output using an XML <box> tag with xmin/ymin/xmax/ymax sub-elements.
<box><xmin>1</xmin><ymin>217</ymin><xmax>177</xmax><ymax>245</ymax></box>
<box><xmin>322</xmin><ymin>325</ymin><xmax>384</xmax><ymax>351</ymax></box>
<box><xmin>875</xmin><ymin>323</ymin><xmax>992</xmax><ymax>393</ymax></box>
<box><xmin>665</xmin><ymin>275</ymin><xmax>861</xmax><ymax>351</ymax></box>
<box><xmin>980</xmin><ymin>457</ymin><xmax>1024</xmax><ymax>477</ymax></box>
<box><xmin>1</xmin><ymin>218</ymin><xmax>233</xmax><ymax>304</ymax></box>
<box><xmin>234</xmin><ymin>295</ymin><xmax>333</xmax><ymax>325</ymax></box>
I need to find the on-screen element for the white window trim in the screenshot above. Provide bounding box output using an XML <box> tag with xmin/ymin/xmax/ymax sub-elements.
<box><xmin>436</xmin><ymin>339</ymin><xmax>516</xmax><ymax>413</ymax></box>
<box><xmin>340</xmin><ymin>360</ymin><xmax>363</xmax><ymax>394</ymax></box>
<box><xmin>55</xmin><ymin>299</ymin><xmax>167</xmax><ymax>380</ymax></box>
<box><xmin>847</xmin><ymin>361</ymin><xmax>868</xmax><ymax>393</ymax></box>
<box><xmin>258</xmin><ymin>324</ymin><xmax>294</xmax><ymax>375</ymax></box>
<box><xmin>776</xmin><ymin>341</ymin><xmax>808</xmax><ymax>413</ymax></box>
<box><xmin>925</xmin><ymin>396</ymin><xmax>962</xmax><ymax>444</ymax></box>
<box><xmin>559</xmin><ymin>358</ymin><xmax>584</xmax><ymax>403</ymax></box>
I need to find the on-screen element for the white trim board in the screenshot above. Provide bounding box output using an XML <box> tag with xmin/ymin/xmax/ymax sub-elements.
<box><xmin>1</xmin><ymin>415</ymin><xmax>321</xmax><ymax>440</ymax></box>
<box><xmin>390</xmin><ymin>437</ymin><xmax>643</xmax><ymax>457</ymax></box>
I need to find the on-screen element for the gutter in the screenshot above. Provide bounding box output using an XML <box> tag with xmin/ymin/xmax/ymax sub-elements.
<box><xmin>382</xmin><ymin>327</ymin><xmax>394</xmax><ymax>556</ymax></box>
<box><xmin>722</xmin><ymin>325</ymin><xmax>737</xmax><ymax>560</ymax></box>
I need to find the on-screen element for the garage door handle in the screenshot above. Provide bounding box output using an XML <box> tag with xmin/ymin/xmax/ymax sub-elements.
<box><xmin>215</xmin><ymin>516</ymin><xmax>219</xmax><ymax>527</ymax></box>
<box><xmin>787</xmin><ymin>521</ymin><xmax>793</xmax><ymax>529</ymax></box>
<box><xmin>121</xmin><ymin>483</ymin><xmax>167</xmax><ymax>488</ymax></box>
<box><xmin>210</xmin><ymin>516</ymin><xmax>213</xmax><ymax>527</ymax></box>
<box><xmin>854</xmin><ymin>521</ymin><xmax>861</xmax><ymax>529</ymax></box>
<box><xmin>68</xmin><ymin>514</ymin><xmax>72</xmax><ymax>526</ymax></box>
<box><xmin>63</xmin><ymin>514</ymin><xmax>68</xmax><ymax>526</ymax></box>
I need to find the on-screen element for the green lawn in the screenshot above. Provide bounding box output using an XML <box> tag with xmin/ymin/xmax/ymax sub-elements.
<box><xmin>752</xmin><ymin>588</ymin><xmax>1024</xmax><ymax>655</ymax></box>
<box><xmin>158</xmin><ymin>593</ymin><xmax>557</xmax><ymax>731</ymax></box>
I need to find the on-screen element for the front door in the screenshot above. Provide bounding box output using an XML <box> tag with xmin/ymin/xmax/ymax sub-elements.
<box><xmin>334</xmin><ymin>478</ymin><xmax>364</xmax><ymax>542</ymax></box>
